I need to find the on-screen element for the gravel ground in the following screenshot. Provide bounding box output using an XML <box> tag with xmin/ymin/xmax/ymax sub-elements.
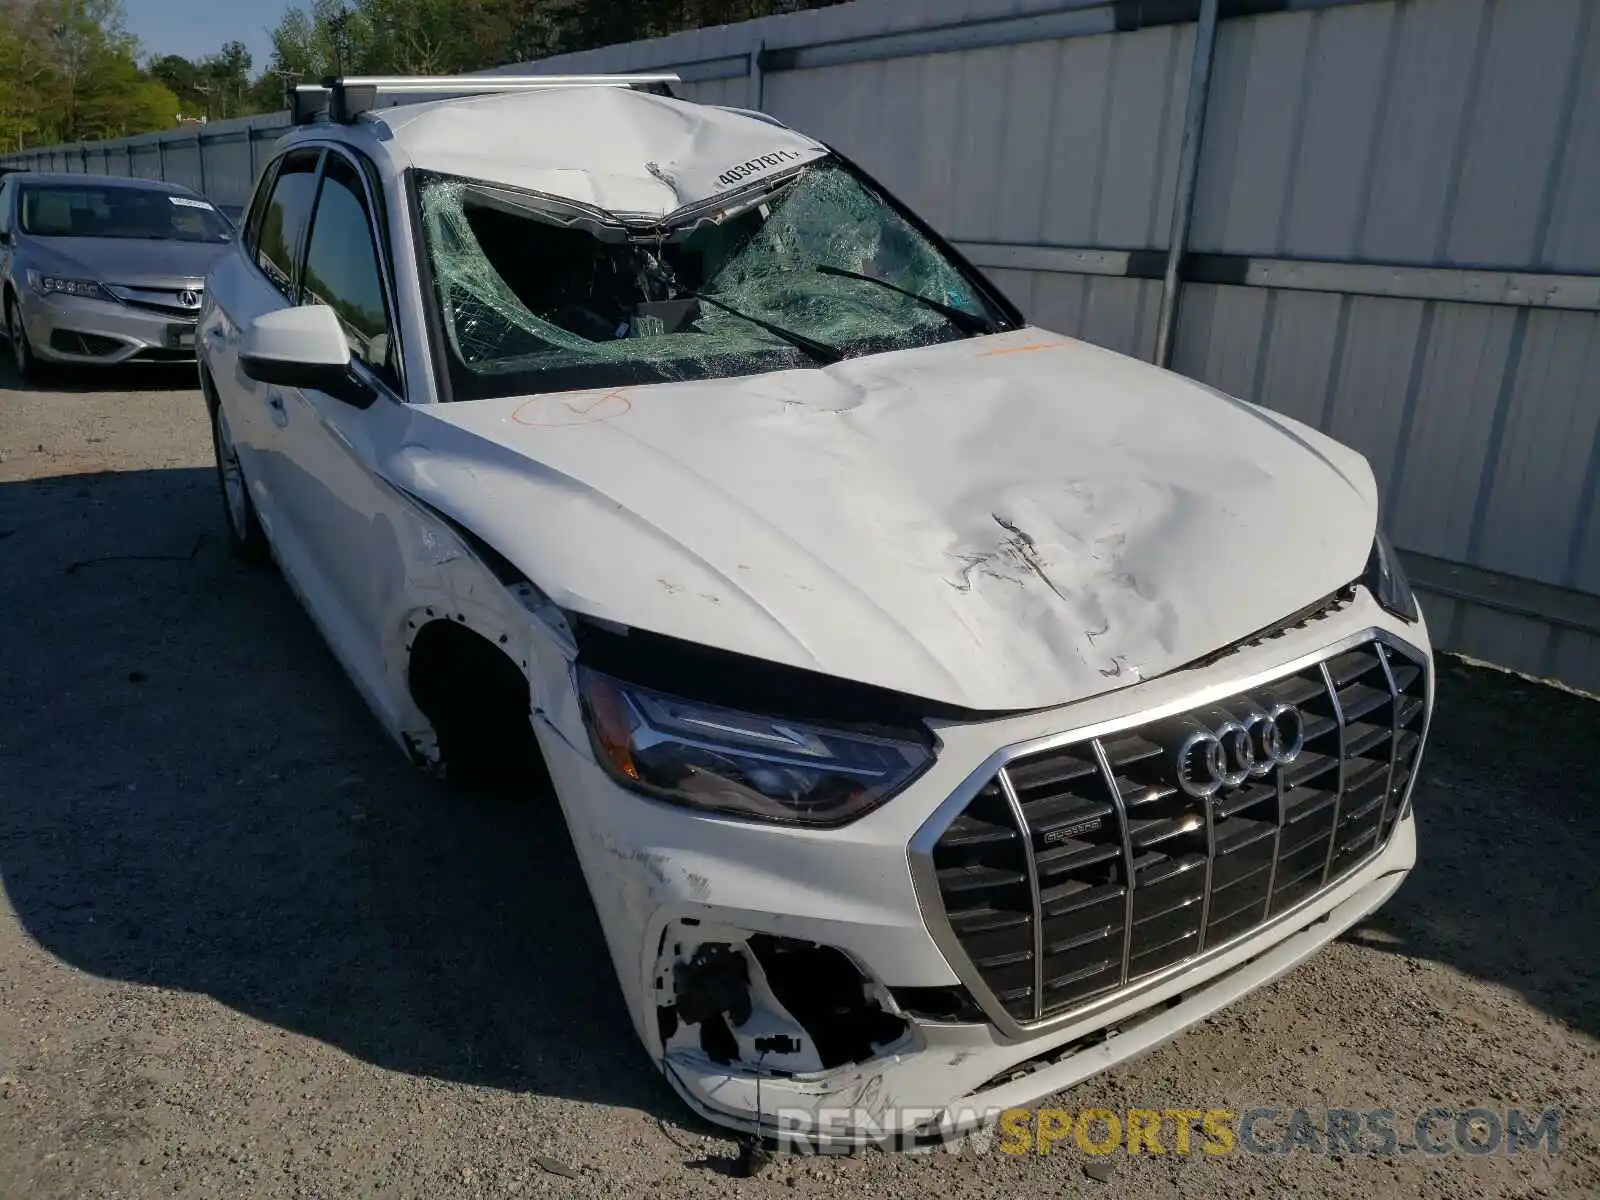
<box><xmin>0</xmin><ymin>369</ymin><xmax>1596</xmax><ymax>1200</ymax></box>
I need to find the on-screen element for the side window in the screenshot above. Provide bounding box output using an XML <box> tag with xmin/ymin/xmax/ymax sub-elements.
<box><xmin>240</xmin><ymin>157</ymin><xmax>282</xmax><ymax>256</ymax></box>
<box><xmin>0</xmin><ymin>179</ymin><xmax>12</xmax><ymax>236</ymax></box>
<box><xmin>301</xmin><ymin>154</ymin><xmax>398</xmax><ymax>389</ymax></box>
<box><xmin>255</xmin><ymin>150</ymin><xmax>321</xmax><ymax>300</ymax></box>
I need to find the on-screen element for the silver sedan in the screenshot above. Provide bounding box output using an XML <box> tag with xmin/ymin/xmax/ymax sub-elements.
<box><xmin>0</xmin><ymin>172</ymin><xmax>234</xmax><ymax>380</ymax></box>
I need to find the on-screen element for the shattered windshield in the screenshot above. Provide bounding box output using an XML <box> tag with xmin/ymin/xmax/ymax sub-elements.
<box><xmin>415</xmin><ymin>158</ymin><xmax>1009</xmax><ymax>401</ymax></box>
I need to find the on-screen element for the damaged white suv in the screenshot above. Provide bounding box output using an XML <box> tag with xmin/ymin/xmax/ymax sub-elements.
<box><xmin>200</xmin><ymin>76</ymin><xmax>1432</xmax><ymax>1147</ymax></box>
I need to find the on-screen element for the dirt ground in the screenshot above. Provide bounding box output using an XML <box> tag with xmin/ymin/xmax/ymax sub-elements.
<box><xmin>0</xmin><ymin>370</ymin><xmax>1596</xmax><ymax>1200</ymax></box>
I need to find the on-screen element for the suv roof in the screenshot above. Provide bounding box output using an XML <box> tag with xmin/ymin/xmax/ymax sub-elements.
<box><xmin>293</xmin><ymin>86</ymin><xmax>827</xmax><ymax>219</ymax></box>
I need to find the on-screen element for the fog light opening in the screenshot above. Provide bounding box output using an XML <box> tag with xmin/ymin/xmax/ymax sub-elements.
<box><xmin>654</xmin><ymin>924</ymin><xmax>910</xmax><ymax>1075</ymax></box>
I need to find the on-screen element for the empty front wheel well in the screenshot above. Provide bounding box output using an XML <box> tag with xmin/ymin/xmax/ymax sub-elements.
<box><xmin>407</xmin><ymin>618</ymin><xmax>550</xmax><ymax>796</ymax></box>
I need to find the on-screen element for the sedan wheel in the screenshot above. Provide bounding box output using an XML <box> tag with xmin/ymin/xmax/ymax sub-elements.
<box><xmin>6</xmin><ymin>296</ymin><xmax>41</xmax><ymax>384</ymax></box>
<box><xmin>210</xmin><ymin>400</ymin><xmax>270</xmax><ymax>563</ymax></box>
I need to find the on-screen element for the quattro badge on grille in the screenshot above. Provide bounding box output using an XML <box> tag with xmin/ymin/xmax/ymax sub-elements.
<box><xmin>1041</xmin><ymin>817</ymin><xmax>1103</xmax><ymax>844</ymax></box>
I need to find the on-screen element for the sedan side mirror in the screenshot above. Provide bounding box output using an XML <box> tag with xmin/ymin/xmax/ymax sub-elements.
<box><xmin>238</xmin><ymin>304</ymin><xmax>376</xmax><ymax>409</ymax></box>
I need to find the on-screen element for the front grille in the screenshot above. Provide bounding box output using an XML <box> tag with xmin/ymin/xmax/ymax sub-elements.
<box><xmin>105</xmin><ymin>285</ymin><xmax>202</xmax><ymax>316</ymax></box>
<box><xmin>49</xmin><ymin>329</ymin><xmax>123</xmax><ymax>357</ymax></box>
<box><xmin>927</xmin><ymin>636</ymin><xmax>1429</xmax><ymax>1026</ymax></box>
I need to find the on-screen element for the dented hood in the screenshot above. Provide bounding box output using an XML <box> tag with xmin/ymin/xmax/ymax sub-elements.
<box><xmin>391</xmin><ymin>330</ymin><xmax>1378</xmax><ymax>712</ymax></box>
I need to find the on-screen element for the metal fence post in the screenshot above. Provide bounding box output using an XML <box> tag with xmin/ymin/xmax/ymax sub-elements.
<box><xmin>125</xmin><ymin>143</ymin><xmax>133</xmax><ymax>177</ymax></box>
<box><xmin>156</xmin><ymin>137</ymin><xmax>166</xmax><ymax>181</ymax></box>
<box><xmin>1152</xmin><ymin>0</ymin><xmax>1221</xmax><ymax>369</ymax></box>
<box><xmin>196</xmin><ymin>132</ymin><xmax>207</xmax><ymax>195</ymax></box>
<box><xmin>750</xmin><ymin>38</ymin><xmax>766</xmax><ymax>110</ymax></box>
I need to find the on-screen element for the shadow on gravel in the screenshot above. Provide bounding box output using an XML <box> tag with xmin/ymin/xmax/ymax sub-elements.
<box><xmin>0</xmin><ymin>466</ymin><xmax>672</xmax><ymax>1117</ymax></box>
<box><xmin>1345</xmin><ymin>658</ymin><xmax>1600</xmax><ymax>1040</ymax></box>
<box><xmin>0</xmin><ymin>359</ymin><xmax>200</xmax><ymax>393</ymax></box>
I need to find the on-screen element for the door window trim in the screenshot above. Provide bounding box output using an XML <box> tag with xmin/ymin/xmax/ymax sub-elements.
<box><xmin>241</xmin><ymin>154</ymin><xmax>282</xmax><ymax>257</ymax></box>
<box><xmin>298</xmin><ymin>141</ymin><xmax>405</xmax><ymax>399</ymax></box>
<box><xmin>251</xmin><ymin>146</ymin><xmax>325</xmax><ymax>302</ymax></box>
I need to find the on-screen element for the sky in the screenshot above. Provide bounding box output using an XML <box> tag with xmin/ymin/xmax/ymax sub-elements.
<box><xmin>124</xmin><ymin>0</ymin><xmax>295</xmax><ymax>69</ymax></box>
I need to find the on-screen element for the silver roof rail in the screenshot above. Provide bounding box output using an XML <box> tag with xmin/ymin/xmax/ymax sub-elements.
<box><xmin>293</xmin><ymin>73</ymin><xmax>682</xmax><ymax>125</ymax></box>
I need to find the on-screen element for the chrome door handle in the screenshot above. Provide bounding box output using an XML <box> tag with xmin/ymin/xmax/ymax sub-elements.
<box><xmin>265</xmin><ymin>390</ymin><xmax>289</xmax><ymax>428</ymax></box>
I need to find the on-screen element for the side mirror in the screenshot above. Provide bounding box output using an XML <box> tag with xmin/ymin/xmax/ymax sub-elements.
<box><xmin>238</xmin><ymin>304</ymin><xmax>376</xmax><ymax>409</ymax></box>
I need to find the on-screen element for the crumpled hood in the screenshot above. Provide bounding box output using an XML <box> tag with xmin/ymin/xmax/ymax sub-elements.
<box><xmin>25</xmin><ymin>236</ymin><xmax>225</xmax><ymax>288</ymax></box>
<box><xmin>393</xmin><ymin>329</ymin><xmax>1378</xmax><ymax>712</ymax></box>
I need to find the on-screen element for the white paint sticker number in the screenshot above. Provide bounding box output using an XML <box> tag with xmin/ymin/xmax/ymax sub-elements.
<box><xmin>169</xmin><ymin>196</ymin><xmax>216</xmax><ymax>211</ymax></box>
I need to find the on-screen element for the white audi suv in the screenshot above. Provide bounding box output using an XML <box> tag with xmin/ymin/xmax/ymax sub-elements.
<box><xmin>198</xmin><ymin>76</ymin><xmax>1432</xmax><ymax>1147</ymax></box>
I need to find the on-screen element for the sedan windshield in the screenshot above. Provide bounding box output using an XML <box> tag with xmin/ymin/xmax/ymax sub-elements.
<box><xmin>19</xmin><ymin>184</ymin><xmax>232</xmax><ymax>242</ymax></box>
<box><xmin>416</xmin><ymin>158</ymin><xmax>1011</xmax><ymax>401</ymax></box>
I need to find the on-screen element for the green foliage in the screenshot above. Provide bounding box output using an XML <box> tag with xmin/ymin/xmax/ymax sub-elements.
<box><xmin>0</xmin><ymin>0</ymin><xmax>183</xmax><ymax>148</ymax></box>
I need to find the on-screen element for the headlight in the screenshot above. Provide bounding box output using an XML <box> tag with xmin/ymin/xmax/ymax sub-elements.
<box><xmin>26</xmin><ymin>269</ymin><xmax>110</xmax><ymax>301</ymax></box>
<box><xmin>576</xmin><ymin>667</ymin><xmax>934</xmax><ymax>826</ymax></box>
<box><xmin>1365</xmin><ymin>530</ymin><xmax>1419</xmax><ymax>622</ymax></box>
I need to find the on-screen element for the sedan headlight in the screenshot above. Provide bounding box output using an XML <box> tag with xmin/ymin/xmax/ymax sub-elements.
<box><xmin>26</xmin><ymin>269</ymin><xmax>111</xmax><ymax>301</ymax></box>
<box><xmin>577</xmin><ymin>667</ymin><xmax>934</xmax><ymax>826</ymax></box>
<box><xmin>1365</xmin><ymin>530</ymin><xmax>1419</xmax><ymax>622</ymax></box>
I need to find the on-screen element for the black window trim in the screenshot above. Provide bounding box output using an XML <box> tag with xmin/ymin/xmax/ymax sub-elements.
<box><xmin>297</xmin><ymin>140</ymin><xmax>405</xmax><ymax>400</ymax></box>
<box><xmin>240</xmin><ymin>153</ymin><xmax>284</xmax><ymax>256</ymax></box>
<box><xmin>251</xmin><ymin>145</ymin><xmax>325</xmax><ymax>302</ymax></box>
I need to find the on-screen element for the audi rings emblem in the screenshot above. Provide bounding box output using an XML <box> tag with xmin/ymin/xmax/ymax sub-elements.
<box><xmin>1165</xmin><ymin>701</ymin><xmax>1304</xmax><ymax>798</ymax></box>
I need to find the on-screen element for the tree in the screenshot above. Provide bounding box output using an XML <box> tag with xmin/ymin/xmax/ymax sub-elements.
<box><xmin>199</xmin><ymin>39</ymin><xmax>251</xmax><ymax>120</ymax></box>
<box><xmin>0</xmin><ymin>0</ymin><xmax>193</xmax><ymax>146</ymax></box>
<box><xmin>149</xmin><ymin>51</ymin><xmax>200</xmax><ymax>110</ymax></box>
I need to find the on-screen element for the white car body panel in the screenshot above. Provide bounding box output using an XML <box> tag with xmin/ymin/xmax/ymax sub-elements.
<box><xmin>199</xmin><ymin>84</ymin><xmax>1432</xmax><ymax>1147</ymax></box>
<box><xmin>407</xmin><ymin>326</ymin><xmax>1377</xmax><ymax>712</ymax></box>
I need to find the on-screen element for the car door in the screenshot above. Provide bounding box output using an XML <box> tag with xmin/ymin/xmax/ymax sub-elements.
<box><xmin>267</xmin><ymin>148</ymin><xmax>412</xmax><ymax>714</ymax></box>
<box><xmin>203</xmin><ymin>147</ymin><xmax>323</xmax><ymax>544</ymax></box>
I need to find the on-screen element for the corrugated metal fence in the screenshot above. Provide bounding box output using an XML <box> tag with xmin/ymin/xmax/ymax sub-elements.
<box><xmin>6</xmin><ymin>0</ymin><xmax>1599</xmax><ymax>692</ymax></box>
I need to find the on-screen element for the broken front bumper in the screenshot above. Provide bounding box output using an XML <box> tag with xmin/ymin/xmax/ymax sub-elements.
<box><xmin>532</xmin><ymin>591</ymin><xmax>1431</xmax><ymax>1147</ymax></box>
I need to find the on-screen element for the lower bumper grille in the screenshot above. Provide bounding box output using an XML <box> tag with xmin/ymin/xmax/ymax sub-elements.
<box><xmin>926</xmin><ymin>634</ymin><xmax>1429</xmax><ymax>1027</ymax></box>
<box><xmin>49</xmin><ymin>329</ymin><xmax>123</xmax><ymax>357</ymax></box>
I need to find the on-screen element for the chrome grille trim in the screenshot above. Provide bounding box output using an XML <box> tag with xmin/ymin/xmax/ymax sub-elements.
<box><xmin>1374</xmin><ymin>644</ymin><xmax>1402</xmax><ymax>840</ymax></box>
<box><xmin>995</xmin><ymin>766</ymin><xmax>1044</xmax><ymax>1023</ymax></box>
<box><xmin>1318</xmin><ymin>660</ymin><xmax>1346</xmax><ymax>890</ymax></box>
<box><xmin>1194</xmin><ymin>740</ymin><xmax>1217</xmax><ymax>954</ymax></box>
<box><xmin>1092</xmin><ymin>738</ymin><xmax>1137</xmax><ymax>988</ymax></box>
<box><xmin>908</xmin><ymin>625</ymin><xmax>1432</xmax><ymax>1042</ymax></box>
<box><xmin>105</xmin><ymin>284</ymin><xmax>203</xmax><ymax>316</ymax></box>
